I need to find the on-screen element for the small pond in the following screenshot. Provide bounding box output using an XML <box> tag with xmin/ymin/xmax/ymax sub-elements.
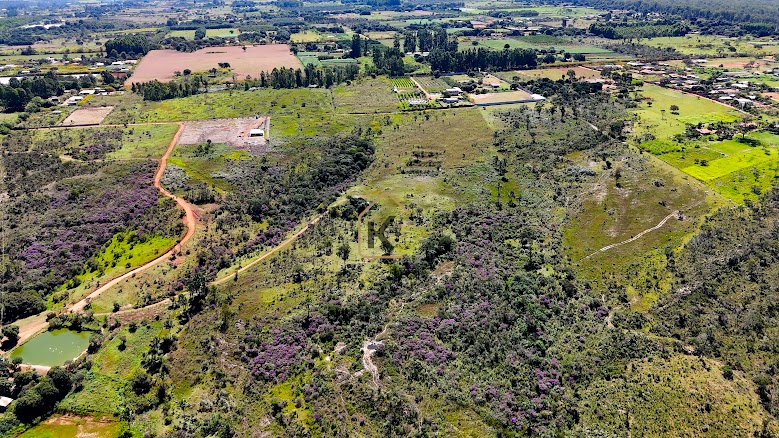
<box><xmin>10</xmin><ymin>329</ymin><xmax>91</xmax><ymax>367</ymax></box>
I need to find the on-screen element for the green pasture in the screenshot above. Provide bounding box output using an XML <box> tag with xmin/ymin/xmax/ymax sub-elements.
<box><xmin>635</xmin><ymin>84</ymin><xmax>742</xmax><ymax>144</ymax></box>
<box><xmin>107</xmin><ymin>124</ymin><xmax>180</xmax><ymax>160</ymax></box>
<box><xmin>643</xmin><ymin>35</ymin><xmax>779</xmax><ymax>56</ymax></box>
<box><xmin>683</xmin><ymin>146</ymin><xmax>778</xmax><ymax>181</ymax></box>
<box><xmin>18</xmin><ymin>416</ymin><xmax>121</xmax><ymax>438</ymax></box>
<box><xmin>167</xmin><ymin>28</ymin><xmax>239</xmax><ymax>39</ymax></box>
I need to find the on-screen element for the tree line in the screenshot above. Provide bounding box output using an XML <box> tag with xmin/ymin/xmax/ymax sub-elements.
<box><xmin>131</xmin><ymin>75</ymin><xmax>209</xmax><ymax>101</ymax></box>
<box><xmin>253</xmin><ymin>64</ymin><xmax>359</xmax><ymax>89</ymax></box>
<box><xmin>0</xmin><ymin>72</ymin><xmax>96</xmax><ymax>111</ymax></box>
<box><xmin>104</xmin><ymin>34</ymin><xmax>152</xmax><ymax>58</ymax></box>
<box><xmin>428</xmin><ymin>47</ymin><xmax>538</xmax><ymax>73</ymax></box>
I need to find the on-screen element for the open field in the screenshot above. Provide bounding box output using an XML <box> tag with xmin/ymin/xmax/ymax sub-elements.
<box><xmin>19</xmin><ymin>415</ymin><xmax>121</xmax><ymax>438</ymax></box>
<box><xmin>61</xmin><ymin>106</ymin><xmax>114</xmax><ymax>125</ymax></box>
<box><xmin>127</xmin><ymin>45</ymin><xmax>302</xmax><ymax>85</ymax></box>
<box><xmin>644</xmin><ymin>35</ymin><xmax>779</xmax><ymax>56</ymax></box>
<box><xmin>682</xmin><ymin>145</ymin><xmax>779</xmax><ymax>181</ymax></box>
<box><xmin>502</xmin><ymin>65</ymin><xmax>602</xmax><ymax>81</ymax></box>
<box><xmin>167</xmin><ymin>28</ymin><xmax>240</xmax><ymax>39</ymax></box>
<box><xmin>333</xmin><ymin>78</ymin><xmax>399</xmax><ymax>113</ymax></box>
<box><xmin>635</xmin><ymin>84</ymin><xmax>743</xmax><ymax>146</ymax></box>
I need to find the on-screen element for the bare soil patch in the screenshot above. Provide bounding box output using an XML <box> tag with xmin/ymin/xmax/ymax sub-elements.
<box><xmin>178</xmin><ymin>116</ymin><xmax>270</xmax><ymax>154</ymax></box>
<box><xmin>128</xmin><ymin>44</ymin><xmax>302</xmax><ymax>85</ymax></box>
<box><xmin>61</xmin><ymin>106</ymin><xmax>114</xmax><ymax>125</ymax></box>
<box><xmin>762</xmin><ymin>92</ymin><xmax>779</xmax><ymax>102</ymax></box>
<box><xmin>469</xmin><ymin>89</ymin><xmax>535</xmax><ymax>104</ymax></box>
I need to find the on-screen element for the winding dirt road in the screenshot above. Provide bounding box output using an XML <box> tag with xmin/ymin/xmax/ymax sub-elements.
<box><xmin>71</xmin><ymin>122</ymin><xmax>195</xmax><ymax>312</ymax></box>
<box><xmin>12</xmin><ymin>123</ymin><xmax>197</xmax><ymax>347</ymax></box>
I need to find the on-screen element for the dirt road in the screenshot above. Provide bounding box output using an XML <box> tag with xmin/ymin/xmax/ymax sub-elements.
<box><xmin>9</xmin><ymin>123</ymin><xmax>196</xmax><ymax>347</ymax></box>
<box><xmin>70</xmin><ymin>122</ymin><xmax>195</xmax><ymax>312</ymax></box>
<box><xmin>211</xmin><ymin>214</ymin><xmax>324</xmax><ymax>286</ymax></box>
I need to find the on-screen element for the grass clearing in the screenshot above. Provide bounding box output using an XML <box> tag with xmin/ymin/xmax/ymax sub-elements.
<box><xmin>635</xmin><ymin>84</ymin><xmax>742</xmax><ymax>145</ymax></box>
<box><xmin>682</xmin><ymin>147</ymin><xmax>778</xmax><ymax>181</ymax></box>
<box><xmin>333</xmin><ymin>77</ymin><xmax>399</xmax><ymax>113</ymax></box>
<box><xmin>108</xmin><ymin>124</ymin><xmax>180</xmax><ymax>160</ymax></box>
<box><xmin>19</xmin><ymin>415</ymin><xmax>121</xmax><ymax>438</ymax></box>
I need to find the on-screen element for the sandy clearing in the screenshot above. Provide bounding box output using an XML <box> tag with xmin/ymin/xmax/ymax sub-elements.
<box><xmin>469</xmin><ymin>90</ymin><xmax>535</xmax><ymax>104</ymax></box>
<box><xmin>127</xmin><ymin>44</ymin><xmax>302</xmax><ymax>85</ymax></box>
<box><xmin>61</xmin><ymin>106</ymin><xmax>114</xmax><ymax>125</ymax></box>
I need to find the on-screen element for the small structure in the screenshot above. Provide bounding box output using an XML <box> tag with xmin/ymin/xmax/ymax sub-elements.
<box><xmin>0</xmin><ymin>397</ymin><xmax>13</xmax><ymax>412</ymax></box>
<box><xmin>442</xmin><ymin>87</ymin><xmax>462</xmax><ymax>97</ymax></box>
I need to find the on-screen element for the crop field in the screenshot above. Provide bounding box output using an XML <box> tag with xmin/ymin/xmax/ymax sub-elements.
<box><xmin>127</xmin><ymin>44</ymin><xmax>302</xmax><ymax>85</ymax></box>
<box><xmin>412</xmin><ymin>75</ymin><xmax>450</xmax><ymax>93</ymax></box>
<box><xmin>333</xmin><ymin>78</ymin><xmax>400</xmax><ymax>113</ymax></box>
<box><xmin>390</xmin><ymin>77</ymin><xmax>416</xmax><ymax>90</ymax></box>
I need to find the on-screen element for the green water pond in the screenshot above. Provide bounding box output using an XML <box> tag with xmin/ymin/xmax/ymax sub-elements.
<box><xmin>10</xmin><ymin>329</ymin><xmax>91</xmax><ymax>367</ymax></box>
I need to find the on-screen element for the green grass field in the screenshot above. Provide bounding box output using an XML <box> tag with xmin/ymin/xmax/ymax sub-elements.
<box><xmin>635</xmin><ymin>85</ymin><xmax>779</xmax><ymax>203</ymax></box>
<box><xmin>107</xmin><ymin>124</ymin><xmax>180</xmax><ymax>160</ymax></box>
<box><xmin>333</xmin><ymin>78</ymin><xmax>399</xmax><ymax>113</ymax></box>
<box><xmin>635</xmin><ymin>84</ymin><xmax>743</xmax><ymax>146</ymax></box>
<box><xmin>52</xmin><ymin>228</ymin><xmax>177</xmax><ymax>310</ymax></box>
<box><xmin>682</xmin><ymin>147</ymin><xmax>778</xmax><ymax>181</ymax></box>
<box><xmin>18</xmin><ymin>416</ymin><xmax>121</xmax><ymax>438</ymax></box>
<box><xmin>643</xmin><ymin>35</ymin><xmax>779</xmax><ymax>56</ymax></box>
<box><xmin>167</xmin><ymin>28</ymin><xmax>239</xmax><ymax>39</ymax></box>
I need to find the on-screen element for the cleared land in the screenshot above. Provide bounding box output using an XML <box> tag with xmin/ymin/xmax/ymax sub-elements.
<box><xmin>18</xmin><ymin>415</ymin><xmax>120</xmax><ymax>438</ymax></box>
<box><xmin>469</xmin><ymin>89</ymin><xmax>536</xmax><ymax>104</ymax></box>
<box><xmin>178</xmin><ymin>117</ymin><xmax>270</xmax><ymax>154</ymax></box>
<box><xmin>60</xmin><ymin>106</ymin><xmax>114</xmax><ymax>125</ymax></box>
<box><xmin>128</xmin><ymin>45</ymin><xmax>302</xmax><ymax>85</ymax></box>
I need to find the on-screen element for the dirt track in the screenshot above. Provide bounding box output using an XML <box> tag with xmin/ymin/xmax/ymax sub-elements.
<box><xmin>70</xmin><ymin>122</ymin><xmax>196</xmax><ymax>312</ymax></box>
<box><xmin>10</xmin><ymin>123</ymin><xmax>196</xmax><ymax>348</ymax></box>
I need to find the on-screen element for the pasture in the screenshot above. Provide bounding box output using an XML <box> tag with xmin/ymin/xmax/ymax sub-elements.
<box><xmin>634</xmin><ymin>84</ymin><xmax>742</xmax><ymax>146</ymax></box>
<box><xmin>167</xmin><ymin>28</ymin><xmax>240</xmax><ymax>39</ymax></box>
<box><xmin>643</xmin><ymin>35</ymin><xmax>779</xmax><ymax>56</ymax></box>
<box><xmin>127</xmin><ymin>44</ymin><xmax>302</xmax><ymax>85</ymax></box>
<box><xmin>18</xmin><ymin>415</ymin><xmax>121</xmax><ymax>438</ymax></box>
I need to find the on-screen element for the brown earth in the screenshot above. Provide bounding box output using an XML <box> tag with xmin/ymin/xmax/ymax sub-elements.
<box><xmin>61</xmin><ymin>106</ymin><xmax>114</xmax><ymax>126</ymax></box>
<box><xmin>127</xmin><ymin>44</ymin><xmax>302</xmax><ymax>85</ymax></box>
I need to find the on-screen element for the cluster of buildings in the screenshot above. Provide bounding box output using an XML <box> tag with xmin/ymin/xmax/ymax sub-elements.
<box><xmin>605</xmin><ymin>60</ymin><xmax>778</xmax><ymax>110</ymax></box>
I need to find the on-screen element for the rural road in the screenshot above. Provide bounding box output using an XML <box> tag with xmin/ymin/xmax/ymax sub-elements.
<box><xmin>211</xmin><ymin>214</ymin><xmax>324</xmax><ymax>286</ymax></box>
<box><xmin>9</xmin><ymin>122</ymin><xmax>196</xmax><ymax>348</ymax></box>
<box><xmin>70</xmin><ymin>122</ymin><xmax>196</xmax><ymax>312</ymax></box>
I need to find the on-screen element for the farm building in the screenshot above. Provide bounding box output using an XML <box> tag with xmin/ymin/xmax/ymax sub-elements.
<box><xmin>0</xmin><ymin>397</ymin><xmax>13</xmax><ymax>412</ymax></box>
